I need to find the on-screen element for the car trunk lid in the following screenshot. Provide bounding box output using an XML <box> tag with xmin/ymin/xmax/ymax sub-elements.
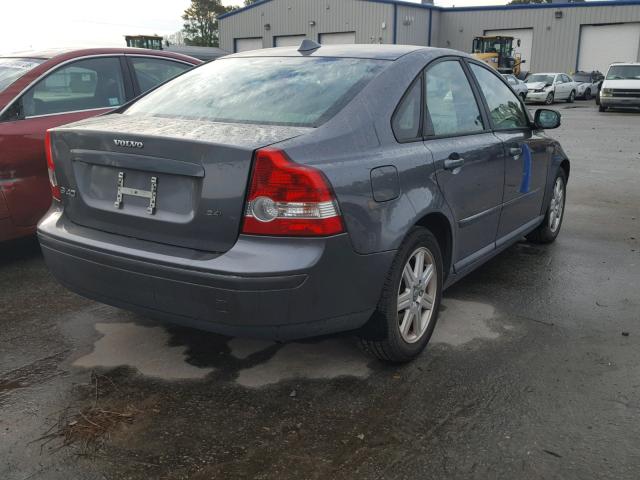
<box><xmin>51</xmin><ymin>114</ymin><xmax>311</xmax><ymax>252</ymax></box>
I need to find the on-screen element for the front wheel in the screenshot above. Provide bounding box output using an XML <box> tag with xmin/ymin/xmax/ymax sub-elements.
<box><xmin>357</xmin><ymin>228</ymin><xmax>443</xmax><ymax>363</ymax></box>
<box><xmin>566</xmin><ymin>90</ymin><xmax>576</xmax><ymax>103</ymax></box>
<box><xmin>545</xmin><ymin>92</ymin><xmax>555</xmax><ymax>105</ymax></box>
<box><xmin>527</xmin><ymin>170</ymin><xmax>567</xmax><ymax>244</ymax></box>
<box><xmin>584</xmin><ymin>89</ymin><xmax>592</xmax><ymax>101</ymax></box>
<box><xmin>599</xmin><ymin>104</ymin><xmax>607</xmax><ymax>112</ymax></box>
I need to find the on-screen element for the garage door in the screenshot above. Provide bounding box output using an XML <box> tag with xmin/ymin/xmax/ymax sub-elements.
<box><xmin>319</xmin><ymin>32</ymin><xmax>356</xmax><ymax>45</ymax></box>
<box><xmin>234</xmin><ymin>37</ymin><xmax>263</xmax><ymax>53</ymax></box>
<box><xmin>485</xmin><ymin>28</ymin><xmax>533</xmax><ymax>74</ymax></box>
<box><xmin>275</xmin><ymin>35</ymin><xmax>306</xmax><ymax>47</ymax></box>
<box><xmin>578</xmin><ymin>24</ymin><xmax>640</xmax><ymax>74</ymax></box>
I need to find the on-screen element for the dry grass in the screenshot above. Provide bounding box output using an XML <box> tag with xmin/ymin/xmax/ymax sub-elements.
<box><xmin>34</xmin><ymin>372</ymin><xmax>141</xmax><ymax>453</ymax></box>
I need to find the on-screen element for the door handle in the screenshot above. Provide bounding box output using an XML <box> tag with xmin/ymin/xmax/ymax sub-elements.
<box><xmin>509</xmin><ymin>147</ymin><xmax>523</xmax><ymax>158</ymax></box>
<box><xmin>444</xmin><ymin>155</ymin><xmax>465</xmax><ymax>171</ymax></box>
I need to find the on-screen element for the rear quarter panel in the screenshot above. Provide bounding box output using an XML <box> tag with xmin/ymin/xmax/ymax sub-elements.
<box><xmin>278</xmin><ymin>49</ymin><xmax>456</xmax><ymax>255</ymax></box>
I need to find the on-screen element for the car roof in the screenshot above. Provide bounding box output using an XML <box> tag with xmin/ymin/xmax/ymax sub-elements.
<box><xmin>226</xmin><ymin>44</ymin><xmax>429</xmax><ymax>61</ymax></box>
<box><xmin>609</xmin><ymin>62</ymin><xmax>640</xmax><ymax>66</ymax></box>
<box><xmin>1</xmin><ymin>47</ymin><xmax>200</xmax><ymax>63</ymax></box>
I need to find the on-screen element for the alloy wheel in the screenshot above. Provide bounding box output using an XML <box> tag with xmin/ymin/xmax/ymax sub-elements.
<box><xmin>549</xmin><ymin>177</ymin><xmax>565</xmax><ymax>233</ymax></box>
<box><xmin>397</xmin><ymin>247</ymin><xmax>438</xmax><ymax>344</ymax></box>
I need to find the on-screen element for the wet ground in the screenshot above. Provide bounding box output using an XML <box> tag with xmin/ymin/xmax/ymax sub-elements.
<box><xmin>1</xmin><ymin>101</ymin><xmax>639</xmax><ymax>479</ymax></box>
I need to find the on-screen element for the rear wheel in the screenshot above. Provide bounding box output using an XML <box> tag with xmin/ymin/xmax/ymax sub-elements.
<box><xmin>545</xmin><ymin>92</ymin><xmax>554</xmax><ymax>105</ymax></box>
<box><xmin>527</xmin><ymin>170</ymin><xmax>567</xmax><ymax>244</ymax></box>
<box><xmin>358</xmin><ymin>228</ymin><xmax>443</xmax><ymax>363</ymax></box>
<box><xmin>566</xmin><ymin>90</ymin><xmax>576</xmax><ymax>103</ymax></box>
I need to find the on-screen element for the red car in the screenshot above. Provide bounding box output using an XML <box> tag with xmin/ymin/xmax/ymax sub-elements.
<box><xmin>0</xmin><ymin>48</ymin><xmax>201</xmax><ymax>242</ymax></box>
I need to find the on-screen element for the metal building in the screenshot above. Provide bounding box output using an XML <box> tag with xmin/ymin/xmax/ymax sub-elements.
<box><xmin>218</xmin><ymin>0</ymin><xmax>640</xmax><ymax>74</ymax></box>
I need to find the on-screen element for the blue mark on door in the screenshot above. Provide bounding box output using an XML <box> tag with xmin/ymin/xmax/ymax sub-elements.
<box><xmin>519</xmin><ymin>144</ymin><xmax>532</xmax><ymax>194</ymax></box>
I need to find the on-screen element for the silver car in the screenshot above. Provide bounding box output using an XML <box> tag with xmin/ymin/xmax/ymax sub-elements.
<box><xmin>526</xmin><ymin>73</ymin><xmax>579</xmax><ymax>104</ymax></box>
<box><xmin>503</xmin><ymin>74</ymin><xmax>528</xmax><ymax>101</ymax></box>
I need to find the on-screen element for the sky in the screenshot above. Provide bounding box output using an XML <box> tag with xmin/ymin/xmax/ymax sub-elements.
<box><xmin>0</xmin><ymin>0</ymin><xmax>509</xmax><ymax>54</ymax></box>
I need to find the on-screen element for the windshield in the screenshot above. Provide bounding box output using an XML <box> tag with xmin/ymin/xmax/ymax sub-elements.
<box><xmin>573</xmin><ymin>74</ymin><xmax>591</xmax><ymax>82</ymax></box>
<box><xmin>124</xmin><ymin>57</ymin><xmax>388</xmax><ymax>127</ymax></box>
<box><xmin>606</xmin><ymin>65</ymin><xmax>640</xmax><ymax>80</ymax></box>
<box><xmin>527</xmin><ymin>74</ymin><xmax>554</xmax><ymax>85</ymax></box>
<box><xmin>0</xmin><ymin>57</ymin><xmax>45</xmax><ymax>92</ymax></box>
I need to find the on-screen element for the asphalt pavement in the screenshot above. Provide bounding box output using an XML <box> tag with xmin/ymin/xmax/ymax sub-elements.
<box><xmin>1</xmin><ymin>101</ymin><xmax>639</xmax><ymax>480</ymax></box>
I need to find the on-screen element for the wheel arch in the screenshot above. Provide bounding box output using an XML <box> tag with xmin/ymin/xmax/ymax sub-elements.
<box><xmin>414</xmin><ymin>212</ymin><xmax>453</xmax><ymax>280</ymax></box>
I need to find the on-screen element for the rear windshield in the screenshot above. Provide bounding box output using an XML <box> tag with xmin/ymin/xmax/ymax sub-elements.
<box><xmin>0</xmin><ymin>57</ymin><xmax>45</xmax><ymax>92</ymax></box>
<box><xmin>123</xmin><ymin>57</ymin><xmax>388</xmax><ymax>127</ymax></box>
<box><xmin>606</xmin><ymin>65</ymin><xmax>640</xmax><ymax>80</ymax></box>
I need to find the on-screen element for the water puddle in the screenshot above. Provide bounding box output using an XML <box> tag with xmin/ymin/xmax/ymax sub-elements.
<box><xmin>432</xmin><ymin>299</ymin><xmax>501</xmax><ymax>346</ymax></box>
<box><xmin>73</xmin><ymin>323</ymin><xmax>214</xmax><ymax>380</ymax></box>
<box><xmin>235</xmin><ymin>338</ymin><xmax>371</xmax><ymax>388</ymax></box>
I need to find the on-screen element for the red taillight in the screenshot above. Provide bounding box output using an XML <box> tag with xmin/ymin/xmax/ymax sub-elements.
<box><xmin>242</xmin><ymin>148</ymin><xmax>344</xmax><ymax>236</ymax></box>
<box><xmin>45</xmin><ymin>130</ymin><xmax>61</xmax><ymax>201</ymax></box>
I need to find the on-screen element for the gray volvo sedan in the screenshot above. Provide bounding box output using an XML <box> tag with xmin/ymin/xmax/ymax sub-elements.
<box><xmin>38</xmin><ymin>43</ymin><xmax>569</xmax><ymax>362</ymax></box>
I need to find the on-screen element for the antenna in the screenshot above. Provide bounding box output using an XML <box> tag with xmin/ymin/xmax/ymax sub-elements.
<box><xmin>298</xmin><ymin>39</ymin><xmax>321</xmax><ymax>52</ymax></box>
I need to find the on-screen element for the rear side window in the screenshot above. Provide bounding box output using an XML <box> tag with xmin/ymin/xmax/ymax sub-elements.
<box><xmin>21</xmin><ymin>57</ymin><xmax>125</xmax><ymax>117</ymax></box>
<box><xmin>130</xmin><ymin>57</ymin><xmax>191</xmax><ymax>94</ymax></box>
<box><xmin>425</xmin><ymin>60</ymin><xmax>484</xmax><ymax>137</ymax></box>
<box><xmin>392</xmin><ymin>77</ymin><xmax>422</xmax><ymax>142</ymax></box>
<box><xmin>124</xmin><ymin>57</ymin><xmax>388</xmax><ymax>127</ymax></box>
<box><xmin>470</xmin><ymin>64</ymin><xmax>529</xmax><ymax>131</ymax></box>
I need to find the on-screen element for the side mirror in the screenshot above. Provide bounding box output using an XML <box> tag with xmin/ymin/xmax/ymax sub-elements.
<box><xmin>535</xmin><ymin>109</ymin><xmax>561</xmax><ymax>130</ymax></box>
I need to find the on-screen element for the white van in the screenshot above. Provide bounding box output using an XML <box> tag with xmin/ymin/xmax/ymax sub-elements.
<box><xmin>599</xmin><ymin>63</ymin><xmax>640</xmax><ymax>112</ymax></box>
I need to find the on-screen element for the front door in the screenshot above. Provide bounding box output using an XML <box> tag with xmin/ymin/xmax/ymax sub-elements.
<box><xmin>467</xmin><ymin>62</ymin><xmax>550</xmax><ymax>241</ymax></box>
<box><xmin>423</xmin><ymin>59</ymin><xmax>505</xmax><ymax>268</ymax></box>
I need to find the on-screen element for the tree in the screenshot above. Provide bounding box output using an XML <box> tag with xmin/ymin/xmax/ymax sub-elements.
<box><xmin>182</xmin><ymin>0</ymin><xmax>233</xmax><ymax>47</ymax></box>
<box><xmin>244</xmin><ymin>0</ymin><xmax>260</xmax><ymax>5</ymax></box>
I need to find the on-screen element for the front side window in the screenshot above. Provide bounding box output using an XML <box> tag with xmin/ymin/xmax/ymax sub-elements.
<box><xmin>392</xmin><ymin>77</ymin><xmax>422</xmax><ymax>142</ymax></box>
<box><xmin>0</xmin><ymin>57</ymin><xmax>45</xmax><ymax>92</ymax></box>
<box><xmin>21</xmin><ymin>57</ymin><xmax>125</xmax><ymax>117</ymax></box>
<box><xmin>124</xmin><ymin>57</ymin><xmax>388</xmax><ymax>127</ymax></box>
<box><xmin>470</xmin><ymin>63</ymin><xmax>529</xmax><ymax>130</ymax></box>
<box><xmin>130</xmin><ymin>57</ymin><xmax>191</xmax><ymax>94</ymax></box>
<box><xmin>425</xmin><ymin>60</ymin><xmax>484</xmax><ymax>137</ymax></box>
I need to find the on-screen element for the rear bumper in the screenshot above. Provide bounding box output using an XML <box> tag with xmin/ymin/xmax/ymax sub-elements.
<box><xmin>38</xmin><ymin>210</ymin><xmax>394</xmax><ymax>340</ymax></box>
<box><xmin>600</xmin><ymin>96</ymin><xmax>640</xmax><ymax>108</ymax></box>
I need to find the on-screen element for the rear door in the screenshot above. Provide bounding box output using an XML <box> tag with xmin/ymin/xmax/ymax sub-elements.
<box><xmin>424</xmin><ymin>59</ymin><xmax>504</xmax><ymax>268</ymax></box>
<box><xmin>467</xmin><ymin>61</ymin><xmax>549</xmax><ymax>241</ymax></box>
<box><xmin>0</xmin><ymin>56</ymin><xmax>131</xmax><ymax>227</ymax></box>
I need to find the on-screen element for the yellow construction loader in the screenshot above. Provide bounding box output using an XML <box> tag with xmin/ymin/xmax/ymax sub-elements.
<box><xmin>472</xmin><ymin>36</ymin><xmax>525</xmax><ymax>77</ymax></box>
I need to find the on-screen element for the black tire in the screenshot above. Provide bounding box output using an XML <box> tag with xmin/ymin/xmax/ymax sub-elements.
<box><xmin>566</xmin><ymin>90</ymin><xmax>575</xmax><ymax>103</ymax></box>
<box><xmin>595</xmin><ymin>93</ymin><xmax>600</xmax><ymax>105</ymax></box>
<box><xmin>599</xmin><ymin>104</ymin><xmax>607</xmax><ymax>112</ymax></box>
<box><xmin>584</xmin><ymin>89</ymin><xmax>592</xmax><ymax>101</ymax></box>
<box><xmin>527</xmin><ymin>169</ymin><xmax>567</xmax><ymax>244</ymax></box>
<box><xmin>545</xmin><ymin>92</ymin><xmax>554</xmax><ymax>105</ymax></box>
<box><xmin>357</xmin><ymin>227</ymin><xmax>443</xmax><ymax>363</ymax></box>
